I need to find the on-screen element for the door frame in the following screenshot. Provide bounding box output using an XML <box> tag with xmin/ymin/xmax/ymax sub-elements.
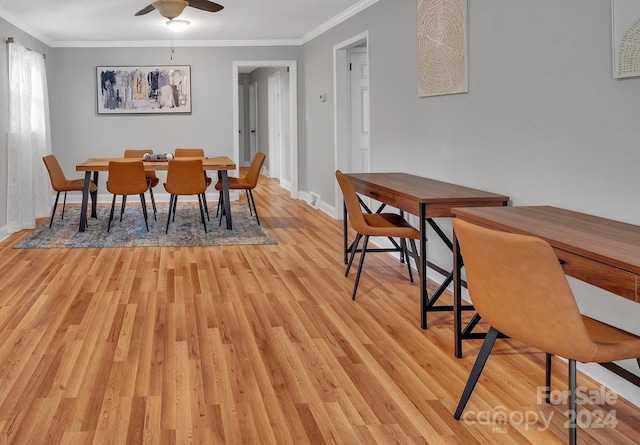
<box><xmin>233</xmin><ymin>61</ymin><xmax>298</xmax><ymax>200</ymax></box>
<box><xmin>268</xmin><ymin>71</ymin><xmax>282</xmax><ymax>180</ymax></box>
<box><xmin>334</xmin><ymin>31</ymin><xmax>370</xmax><ymax>219</ymax></box>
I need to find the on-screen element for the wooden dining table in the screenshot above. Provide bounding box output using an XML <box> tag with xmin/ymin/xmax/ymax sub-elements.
<box><xmin>75</xmin><ymin>156</ymin><xmax>237</xmax><ymax>232</ymax></box>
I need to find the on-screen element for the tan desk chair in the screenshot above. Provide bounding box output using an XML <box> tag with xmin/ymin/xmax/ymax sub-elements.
<box><xmin>124</xmin><ymin>149</ymin><xmax>159</xmax><ymax>220</ymax></box>
<box><xmin>335</xmin><ymin>170</ymin><xmax>421</xmax><ymax>300</ymax></box>
<box><xmin>43</xmin><ymin>154</ymin><xmax>97</xmax><ymax>228</ymax></box>
<box><xmin>174</xmin><ymin>148</ymin><xmax>211</xmax><ymax>220</ymax></box>
<box><xmin>215</xmin><ymin>152</ymin><xmax>266</xmax><ymax>225</ymax></box>
<box><xmin>106</xmin><ymin>161</ymin><xmax>150</xmax><ymax>232</ymax></box>
<box><xmin>452</xmin><ymin>218</ymin><xmax>640</xmax><ymax>445</ymax></box>
<box><xmin>164</xmin><ymin>159</ymin><xmax>208</xmax><ymax>233</ymax></box>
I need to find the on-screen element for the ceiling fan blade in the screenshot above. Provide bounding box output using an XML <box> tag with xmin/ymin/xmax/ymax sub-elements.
<box><xmin>187</xmin><ymin>0</ymin><xmax>224</xmax><ymax>13</ymax></box>
<box><xmin>135</xmin><ymin>4</ymin><xmax>156</xmax><ymax>16</ymax></box>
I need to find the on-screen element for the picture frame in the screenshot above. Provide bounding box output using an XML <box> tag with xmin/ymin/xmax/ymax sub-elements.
<box><xmin>417</xmin><ymin>0</ymin><xmax>468</xmax><ymax>97</ymax></box>
<box><xmin>611</xmin><ymin>1</ymin><xmax>640</xmax><ymax>79</ymax></box>
<box><xmin>96</xmin><ymin>65</ymin><xmax>191</xmax><ymax>114</ymax></box>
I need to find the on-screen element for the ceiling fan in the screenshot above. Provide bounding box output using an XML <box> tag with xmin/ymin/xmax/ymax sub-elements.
<box><xmin>135</xmin><ymin>0</ymin><xmax>224</xmax><ymax>20</ymax></box>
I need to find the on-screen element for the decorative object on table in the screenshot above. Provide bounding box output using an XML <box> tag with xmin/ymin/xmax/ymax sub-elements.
<box><xmin>14</xmin><ymin>203</ymin><xmax>276</xmax><ymax>249</ymax></box>
<box><xmin>96</xmin><ymin>65</ymin><xmax>191</xmax><ymax>114</ymax></box>
<box><xmin>417</xmin><ymin>0</ymin><xmax>468</xmax><ymax>97</ymax></box>
<box><xmin>43</xmin><ymin>155</ymin><xmax>97</xmax><ymax>229</ymax></box>
<box><xmin>143</xmin><ymin>153</ymin><xmax>174</xmax><ymax>161</ymax></box>
<box><xmin>612</xmin><ymin>0</ymin><xmax>640</xmax><ymax>78</ymax></box>
<box><xmin>216</xmin><ymin>152</ymin><xmax>266</xmax><ymax>225</ymax></box>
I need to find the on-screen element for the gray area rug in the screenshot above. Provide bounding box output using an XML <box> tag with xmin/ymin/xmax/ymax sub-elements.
<box><xmin>15</xmin><ymin>202</ymin><xmax>277</xmax><ymax>248</ymax></box>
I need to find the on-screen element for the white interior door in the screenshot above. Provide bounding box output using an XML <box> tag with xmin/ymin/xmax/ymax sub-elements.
<box><xmin>249</xmin><ymin>82</ymin><xmax>258</xmax><ymax>163</ymax></box>
<box><xmin>349</xmin><ymin>49</ymin><xmax>370</xmax><ymax>174</ymax></box>
<box><xmin>268</xmin><ymin>72</ymin><xmax>282</xmax><ymax>179</ymax></box>
<box><xmin>238</xmin><ymin>87</ymin><xmax>246</xmax><ymax>165</ymax></box>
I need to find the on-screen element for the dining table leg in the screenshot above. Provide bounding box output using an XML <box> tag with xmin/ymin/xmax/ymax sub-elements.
<box><xmin>220</xmin><ymin>170</ymin><xmax>233</xmax><ymax>230</ymax></box>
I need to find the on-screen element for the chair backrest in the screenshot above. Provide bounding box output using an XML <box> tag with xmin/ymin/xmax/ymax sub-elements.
<box><xmin>452</xmin><ymin>218</ymin><xmax>598</xmax><ymax>361</ymax></box>
<box><xmin>124</xmin><ymin>149</ymin><xmax>157</xmax><ymax>180</ymax></box>
<box><xmin>107</xmin><ymin>161</ymin><xmax>149</xmax><ymax>195</ymax></box>
<box><xmin>124</xmin><ymin>149</ymin><xmax>153</xmax><ymax>158</ymax></box>
<box><xmin>43</xmin><ymin>155</ymin><xmax>68</xmax><ymax>191</ymax></box>
<box><xmin>174</xmin><ymin>148</ymin><xmax>205</xmax><ymax>158</ymax></box>
<box><xmin>165</xmin><ymin>159</ymin><xmax>207</xmax><ymax>195</ymax></box>
<box><xmin>335</xmin><ymin>170</ymin><xmax>371</xmax><ymax>235</ymax></box>
<box><xmin>244</xmin><ymin>152</ymin><xmax>267</xmax><ymax>188</ymax></box>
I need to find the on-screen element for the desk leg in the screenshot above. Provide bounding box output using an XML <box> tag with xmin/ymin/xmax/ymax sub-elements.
<box><xmin>453</xmin><ymin>233</ymin><xmax>463</xmax><ymax>358</ymax></box>
<box><xmin>420</xmin><ymin>203</ymin><xmax>428</xmax><ymax>329</ymax></box>
<box><xmin>91</xmin><ymin>171</ymin><xmax>99</xmax><ymax>218</ymax></box>
<box><xmin>79</xmin><ymin>171</ymin><xmax>92</xmax><ymax>232</ymax></box>
<box><xmin>221</xmin><ymin>170</ymin><xmax>232</xmax><ymax>230</ymax></box>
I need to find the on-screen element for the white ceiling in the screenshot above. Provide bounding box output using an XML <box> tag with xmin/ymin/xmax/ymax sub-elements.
<box><xmin>0</xmin><ymin>0</ymin><xmax>377</xmax><ymax>47</ymax></box>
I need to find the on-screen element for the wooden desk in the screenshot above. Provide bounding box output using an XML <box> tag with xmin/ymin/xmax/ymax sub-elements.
<box><xmin>76</xmin><ymin>156</ymin><xmax>237</xmax><ymax>232</ymax></box>
<box><xmin>344</xmin><ymin>173</ymin><xmax>509</xmax><ymax>328</ymax></box>
<box><xmin>451</xmin><ymin>205</ymin><xmax>640</xmax><ymax>385</ymax></box>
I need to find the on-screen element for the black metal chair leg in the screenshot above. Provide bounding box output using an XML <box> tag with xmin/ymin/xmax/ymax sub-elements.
<box><xmin>352</xmin><ymin>235</ymin><xmax>370</xmax><ymax>300</ymax></box>
<box><xmin>107</xmin><ymin>195</ymin><xmax>117</xmax><ymax>232</ymax></box>
<box><xmin>172</xmin><ymin>195</ymin><xmax>178</xmax><ymax>222</ymax></box>
<box><xmin>166</xmin><ymin>195</ymin><xmax>174</xmax><ymax>233</ymax></box>
<box><xmin>148</xmin><ymin>187</ymin><xmax>157</xmax><ymax>221</ymax></box>
<box><xmin>120</xmin><ymin>195</ymin><xmax>127</xmax><ymax>221</ymax></box>
<box><xmin>197</xmin><ymin>194</ymin><xmax>208</xmax><ymax>233</ymax></box>
<box><xmin>246</xmin><ymin>190</ymin><xmax>253</xmax><ymax>216</ymax></box>
<box><xmin>202</xmin><ymin>192</ymin><xmax>210</xmax><ymax>221</ymax></box>
<box><xmin>140</xmin><ymin>194</ymin><xmax>149</xmax><ymax>232</ymax></box>
<box><xmin>61</xmin><ymin>192</ymin><xmax>68</xmax><ymax>219</ymax></box>
<box><xmin>545</xmin><ymin>353</ymin><xmax>553</xmax><ymax>404</ymax></box>
<box><xmin>568</xmin><ymin>359</ymin><xmax>577</xmax><ymax>445</ymax></box>
<box><xmin>248</xmin><ymin>190</ymin><xmax>260</xmax><ymax>225</ymax></box>
<box><xmin>454</xmin><ymin>326</ymin><xmax>500</xmax><ymax>420</ymax></box>
<box><xmin>216</xmin><ymin>190</ymin><xmax>223</xmax><ymax>218</ymax></box>
<box><xmin>401</xmin><ymin>239</ymin><xmax>414</xmax><ymax>283</ymax></box>
<box><xmin>346</xmin><ymin>233</ymin><xmax>362</xmax><ymax>276</ymax></box>
<box><xmin>49</xmin><ymin>191</ymin><xmax>61</xmax><ymax>228</ymax></box>
<box><xmin>409</xmin><ymin>238</ymin><xmax>420</xmax><ymax>279</ymax></box>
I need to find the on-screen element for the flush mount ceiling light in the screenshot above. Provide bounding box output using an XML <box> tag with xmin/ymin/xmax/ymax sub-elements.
<box><xmin>166</xmin><ymin>19</ymin><xmax>190</xmax><ymax>31</ymax></box>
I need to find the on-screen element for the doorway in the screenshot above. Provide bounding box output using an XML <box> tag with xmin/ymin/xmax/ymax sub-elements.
<box><xmin>334</xmin><ymin>32</ymin><xmax>370</xmax><ymax>219</ymax></box>
<box><xmin>233</xmin><ymin>61</ymin><xmax>298</xmax><ymax>200</ymax></box>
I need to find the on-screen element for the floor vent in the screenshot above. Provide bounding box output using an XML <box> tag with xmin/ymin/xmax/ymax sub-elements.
<box><xmin>309</xmin><ymin>192</ymin><xmax>321</xmax><ymax>209</ymax></box>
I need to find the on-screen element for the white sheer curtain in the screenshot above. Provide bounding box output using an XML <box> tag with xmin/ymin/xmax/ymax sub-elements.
<box><xmin>7</xmin><ymin>41</ymin><xmax>52</xmax><ymax>233</ymax></box>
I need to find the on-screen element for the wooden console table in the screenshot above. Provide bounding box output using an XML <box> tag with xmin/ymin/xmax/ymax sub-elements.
<box><xmin>343</xmin><ymin>173</ymin><xmax>509</xmax><ymax>328</ymax></box>
<box><xmin>452</xmin><ymin>205</ymin><xmax>640</xmax><ymax>385</ymax></box>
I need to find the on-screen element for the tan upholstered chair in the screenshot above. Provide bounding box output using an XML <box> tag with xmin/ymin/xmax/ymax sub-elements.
<box><xmin>335</xmin><ymin>170</ymin><xmax>421</xmax><ymax>300</ymax></box>
<box><xmin>43</xmin><ymin>154</ymin><xmax>97</xmax><ymax>228</ymax></box>
<box><xmin>215</xmin><ymin>152</ymin><xmax>266</xmax><ymax>225</ymax></box>
<box><xmin>124</xmin><ymin>149</ymin><xmax>159</xmax><ymax>220</ymax></box>
<box><xmin>164</xmin><ymin>159</ymin><xmax>208</xmax><ymax>233</ymax></box>
<box><xmin>106</xmin><ymin>161</ymin><xmax>150</xmax><ymax>232</ymax></box>
<box><xmin>452</xmin><ymin>218</ymin><xmax>640</xmax><ymax>445</ymax></box>
<box><xmin>174</xmin><ymin>148</ymin><xmax>211</xmax><ymax>220</ymax></box>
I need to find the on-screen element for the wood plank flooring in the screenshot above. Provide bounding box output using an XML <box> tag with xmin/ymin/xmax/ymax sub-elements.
<box><xmin>0</xmin><ymin>173</ymin><xmax>638</xmax><ymax>444</ymax></box>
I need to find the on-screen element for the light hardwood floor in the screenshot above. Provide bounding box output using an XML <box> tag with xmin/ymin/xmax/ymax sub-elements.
<box><xmin>0</xmin><ymin>173</ymin><xmax>639</xmax><ymax>444</ymax></box>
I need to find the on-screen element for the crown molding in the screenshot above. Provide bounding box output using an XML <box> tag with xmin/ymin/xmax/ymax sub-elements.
<box><xmin>0</xmin><ymin>6</ymin><xmax>52</xmax><ymax>46</ymax></box>
<box><xmin>300</xmin><ymin>0</ymin><xmax>379</xmax><ymax>44</ymax></box>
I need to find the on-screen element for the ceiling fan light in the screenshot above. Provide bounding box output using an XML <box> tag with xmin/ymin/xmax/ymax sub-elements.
<box><xmin>166</xmin><ymin>19</ymin><xmax>190</xmax><ymax>32</ymax></box>
<box><xmin>153</xmin><ymin>0</ymin><xmax>189</xmax><ymax>20</ymax></box>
